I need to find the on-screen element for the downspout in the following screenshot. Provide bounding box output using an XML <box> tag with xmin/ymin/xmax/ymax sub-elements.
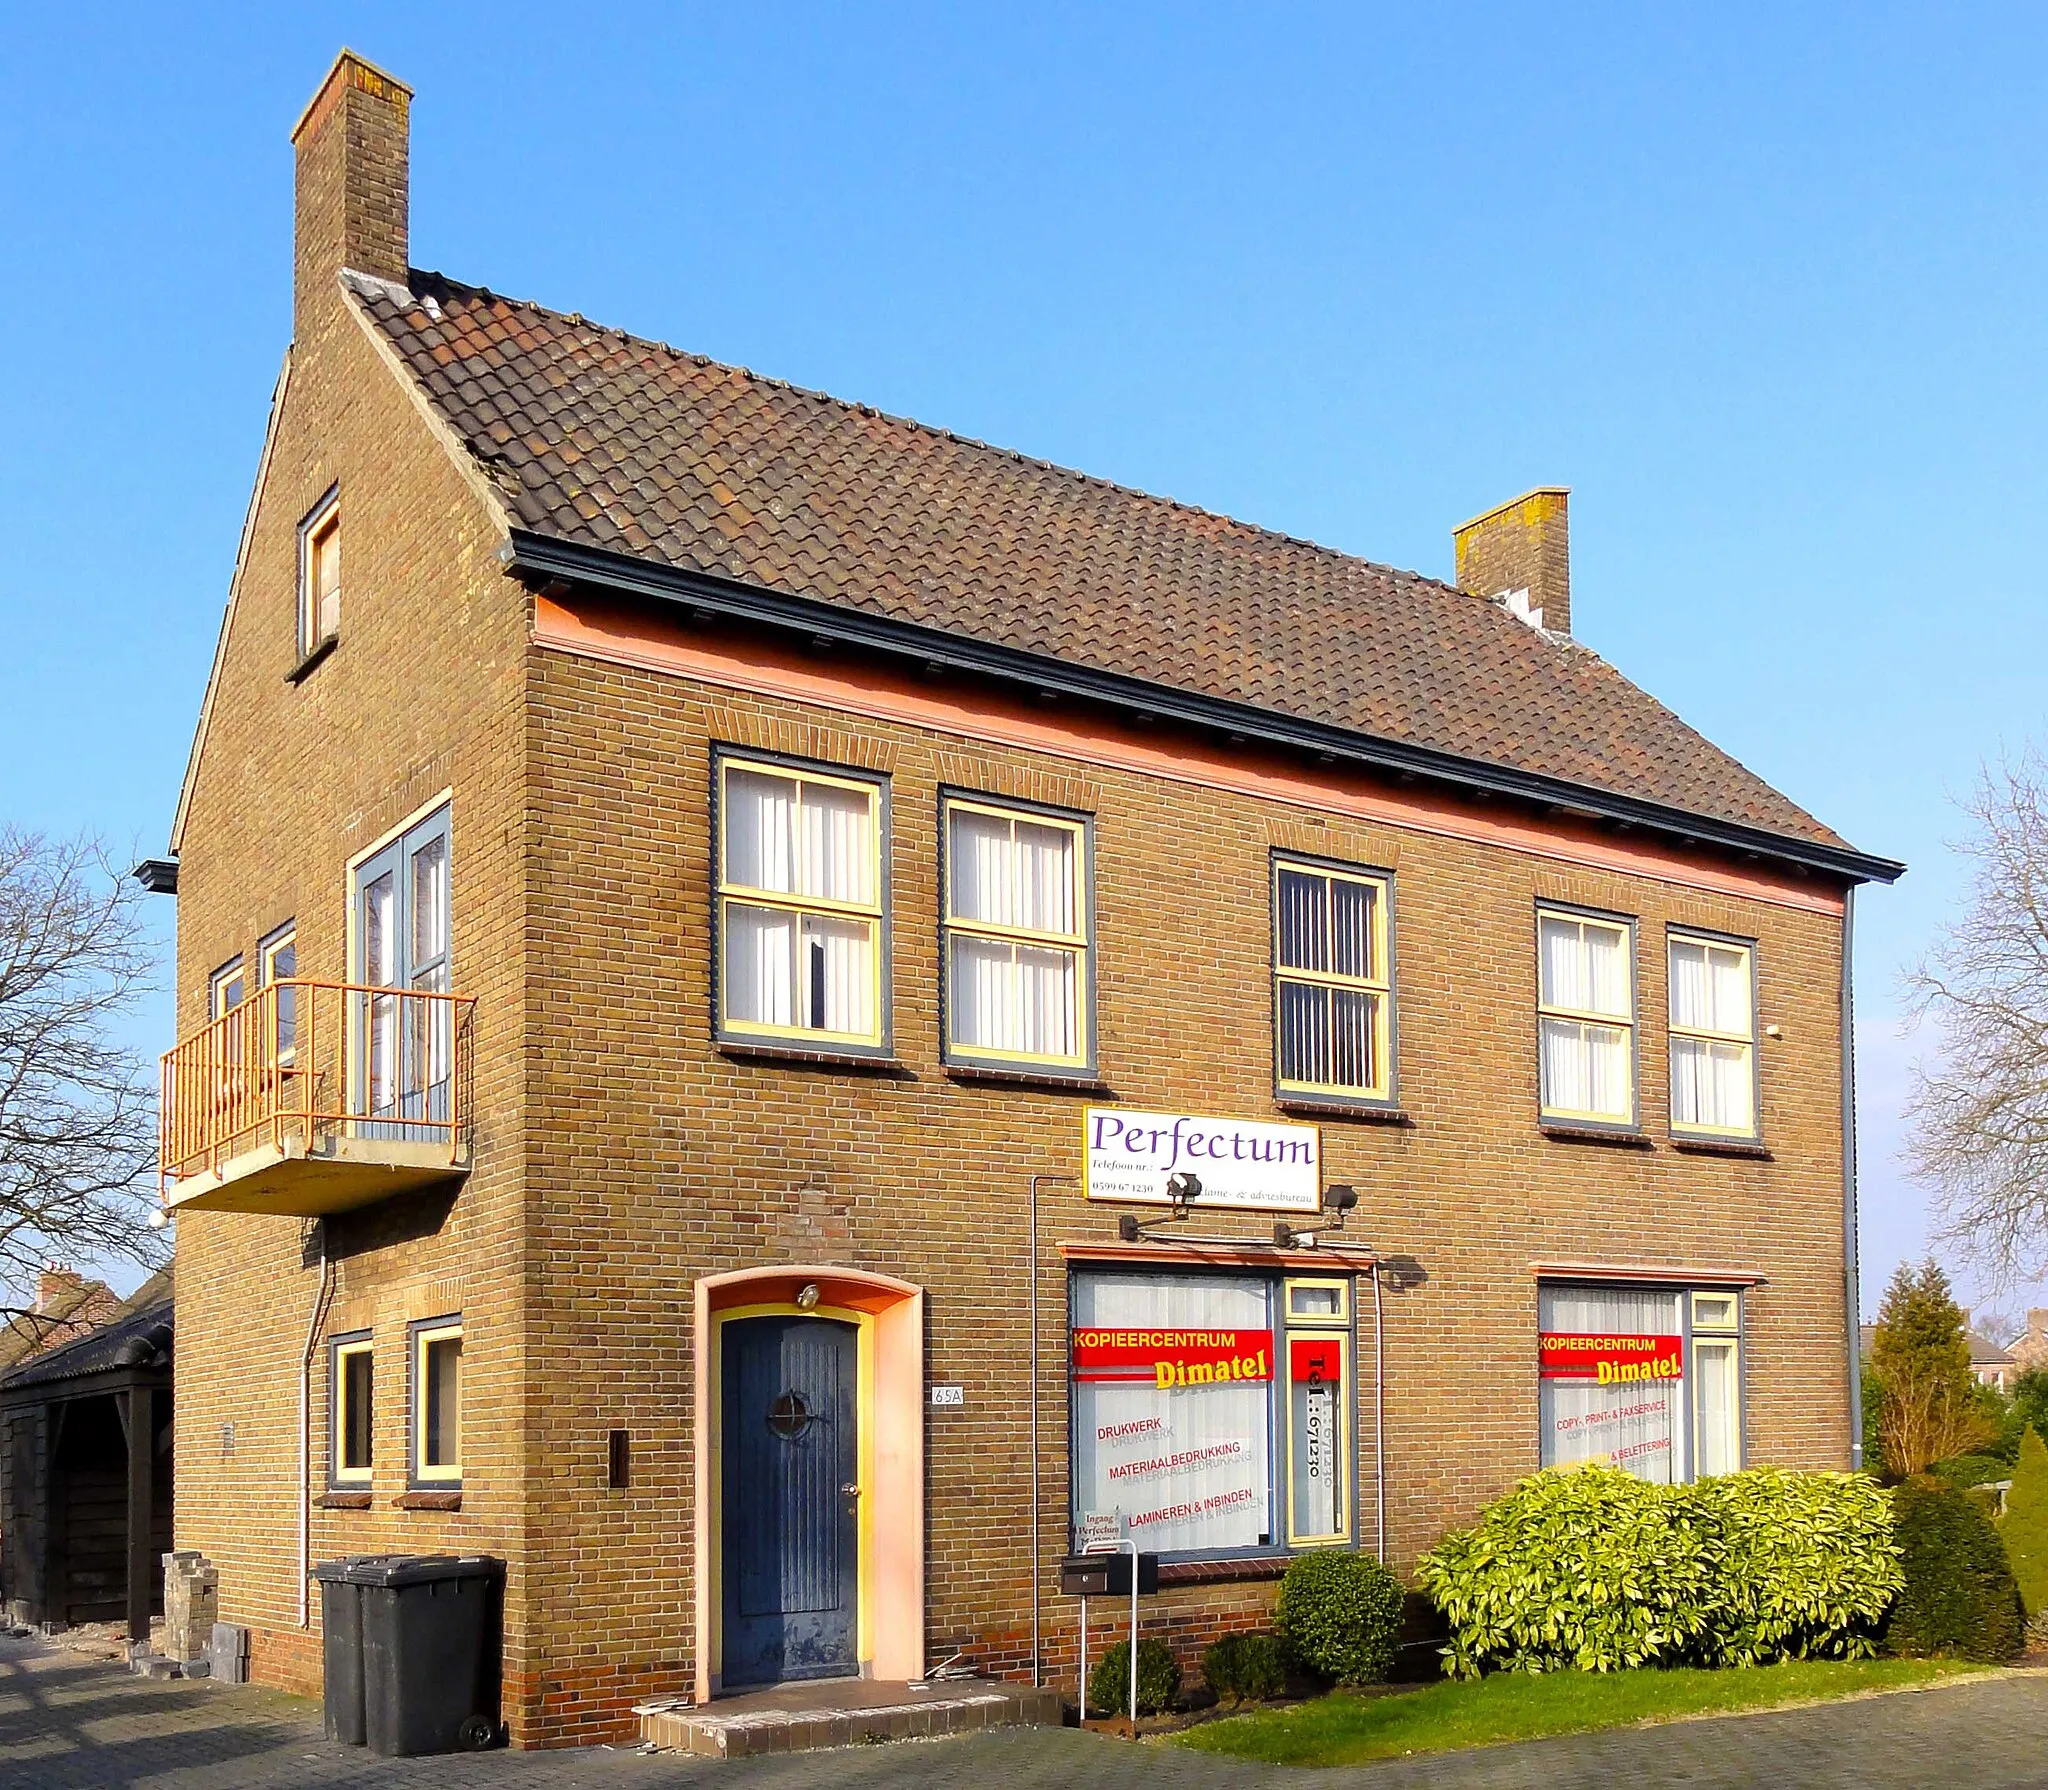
<box><xmin>298</xmin><ymin>1221</ymin><xmax>333</xmax><ymax>1627</ymax></box>
<box><xmin>1371</xmin><ymin>1258</ymin><xmax>1386</xmax><ymax>1560</ymax></box>
<box><xmin>1841</xmin><ymin>886</ymin><xmax>1864</xmax><ymax>1470</ymax></box>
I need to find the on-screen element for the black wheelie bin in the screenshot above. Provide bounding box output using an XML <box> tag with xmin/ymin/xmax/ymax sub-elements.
<box><xmin>353</xmin><ymin>1554</ymin><xmax>507</xmax><ymax>1755</ymax></box>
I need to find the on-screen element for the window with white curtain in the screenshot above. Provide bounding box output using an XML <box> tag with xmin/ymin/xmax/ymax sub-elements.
<box><xmin>1669</xmin><ymin>932</ymin><xmax>1757</xmax><ymax>1139</ymax></box>
<box><xmin>1538</xmin><ymin>1281</ymin><xmax>1744</xmax><ymax>1483</ymax></box>
<box><xmin>943</xmin><ymin>795</ymin><xmax>1089</xmax><ymax>1069</ymax></box>
<box><xmin>716</xmin><ymin>755</ymin><xmax>886</xmax><ymax>1049</ymax></box>
<box><xmin>1536</xmin><ymin>907</ymin><xmax>1636</xmax><ymax>1126</ymax></box>
<box><xmin>1273</xmin><ymin>858</ymin><xmax>1393</xmax><ymax>1103</ymax></box>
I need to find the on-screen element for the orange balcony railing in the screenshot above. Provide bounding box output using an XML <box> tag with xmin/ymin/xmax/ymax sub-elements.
<box><xmin>159</xmin><ymin>979</ymin><xmax>476</xmax><ymax>1199</ymax></box>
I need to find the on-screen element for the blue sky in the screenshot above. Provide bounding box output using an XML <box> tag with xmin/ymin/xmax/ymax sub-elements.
<box><xmin>2</xmin><ymin>5</ymin><xmax>2041</xmax><ymax>1312</ymax></box>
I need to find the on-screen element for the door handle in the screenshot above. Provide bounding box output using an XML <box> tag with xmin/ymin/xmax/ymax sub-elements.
<box><xmin>840</xmin><ymin>1483</ymin><xmax>862</xmax><ymax>1497</ymax></box>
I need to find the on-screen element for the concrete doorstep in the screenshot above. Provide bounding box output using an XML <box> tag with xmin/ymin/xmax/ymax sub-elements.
<box><xmin>635</xmin><ymin>1678</ymin><xmax>1063</xmax><ymax>1758</ymax></box>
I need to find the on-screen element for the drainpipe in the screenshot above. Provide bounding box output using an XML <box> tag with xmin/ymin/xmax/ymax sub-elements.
<box><xmin>1841</xmin><ymin>887</ymin><xmax>1864</xmax><ymax>1470</ymax></box>
<box><xmin>1371</xmin><ymin>1258</ymin><xmax>1386</xmax><ymax>1560</ymax></box>
<box><xmin>298</xmin><ymin>1221</ymin><xmax>333</xmax><ymax>1627</ymax></box>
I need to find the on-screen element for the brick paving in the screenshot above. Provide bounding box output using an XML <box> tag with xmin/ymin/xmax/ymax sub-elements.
<box><xmin>2</xmin><ymin>1637</ymin><xmax>2047</xmax><ymax>1789</ymax></box>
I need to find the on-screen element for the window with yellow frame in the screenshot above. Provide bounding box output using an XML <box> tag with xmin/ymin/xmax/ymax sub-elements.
<box><xmin>408</xmin><ymin>1316</ymin><xmax>462</xmax><ymax>1487</ymax></box>
<box><xmin>1273</xmin><ymin>857</ymin><xmax>1394</xmax><ymax>1104</ymax></box>
<box><xmin>941</xmin><ymin>793</ymin><xmax>1092</xmax><ymax>1072</ymax></box>
<box><xmin>1668</xmin><ymin>930</ymin><xmax>1758</xmax><ymax>1140</ymax></box>
<box><xmin>715</xmin><ymin>752</ymin><xmax>888</xmax><ymax>1053</ymax></box>
<box><xmin>1283</xmin><ymin>1278</ymin><xmax>1351</xmax><ymax>1546</ymax></box>
<box><xmin>1536</xmin><ymin>905</ymin><xmax>1637</xmax><ymax>1127</ymax></box>
<box><xmin>329</xmin><ymin>1332</ymin><xmax>373</xmax><ymax>1486</ymax></box>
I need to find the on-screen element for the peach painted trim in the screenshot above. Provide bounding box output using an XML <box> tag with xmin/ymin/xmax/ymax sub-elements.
<box><xmin>692</xmin><ymin>1265</ymin><xmax>925</xmax><ymax>1705</ymax></box>
<box><xmin>533</xmin><ymin>595</ymin><xmax>1847</xmax><ymax>919</ymax></box>
<box><xmin>1059</xmin><ymin>1240</ymin><xmax>1378</xmax><ymax>1273</ymax></box>
<box><xmin>1531</xmin><ymin>1261</ymin><xmax>1765</xmax><ymax>1287</ymax></box>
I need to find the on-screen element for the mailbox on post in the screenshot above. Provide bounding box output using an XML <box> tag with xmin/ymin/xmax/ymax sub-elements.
<box><xmin>1059</xmin><ymin>1552</ymin><xmax>1158</xmax><ymax>1598</ymax></box>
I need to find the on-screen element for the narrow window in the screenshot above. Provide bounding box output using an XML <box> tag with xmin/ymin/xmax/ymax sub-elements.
<box><xmin>1283</xmin><ymin>1279</ymin><xmax>1352</xmax><ymax>1547</ymax></box>
<box><xmin>209</xmin><ymin>956</ymin><xmax>246</xmax><ymax>1019</ymax></box>
<box><xmin>1691</xmin><ymin>1291</ymin><xmax>1743</xmax><ymax>1476</ymax></box>
<box><xmin>298</xmin><ymin>488</ymin><xmax>342</xmax><ymax>659</ymax></box>
<box><xmin>330</xmin><ymin>1333</ymin><xmax>373</xmax><ymax>1485</ymax></box>
<box><xmin>1537</xmin><ymin>907</ymin><xmax>1636</xmax><ymax>1126</ymax></box>
<box><xmin>352</xmin><ymin>806</ymin><xmax>453</xmax><ymax>1129</ymax></box>
<box><xmin>716</xmin><ymin>755</ymin><xmax>887</xmax><ymax>1049</ymax></box>
<box><xmin>943</xmin><ymin>795</ymin><xmax>1090</xmax><ymax>1070</ymax></box>
<box><xmin>410</xmin><ymin>1316</ymin><xmax>463</xmax><ymax>1485</ymax></box>
<box><xmin>259</xmin><ymin>923</ymin><xmax>297</xmax><ymax>1064</ymax></box>
<box><xmin>1668</xmin><ymin>932</ymin><xmax>1758</xmax><ymax>1139</ymax></box>
<box><xmin>1273</xmin><ymin>859</ymin><xmax>1393</xmax><ymax>1102</ymax></box>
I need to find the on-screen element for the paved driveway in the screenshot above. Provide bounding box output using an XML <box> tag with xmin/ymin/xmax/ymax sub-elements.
<box><xmin>3</xmin><ymin>1638</ymin><xmax>2047</xmax><ymax>1789</ymax></box>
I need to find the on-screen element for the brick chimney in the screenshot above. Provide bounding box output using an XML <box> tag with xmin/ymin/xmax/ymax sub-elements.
<box><xmin>291</xmin><ymin>50</ymin><xmax>411</xmax><ymax>336</ymax></box>
<box><xmin>36</xmin><ymin>1265</ymin><xmax>84</xmax><ymax>1314</ymax></box>
<box><xmin>1454</xmin><ymin>487</ymin><xmax>1571</xmax><ymax>636</ymax></box>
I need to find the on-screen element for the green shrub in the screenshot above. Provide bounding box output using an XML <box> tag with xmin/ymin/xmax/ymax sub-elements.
<box><xmin>1417</xmin><ymin>1466</ymin><xmax>1903</xmax><ymax>1677</ymax></box>
<box><xmin>1885</xmin><ymin>1478</ymin><xmax>2022</xmax><ymax>1662</ymax></box>
<box><xmin>1275</xmin><ymin>1549</ymin><xmax>1404</xmax><ymax>1685</ymax></box>
<box><xmin>1201</xmin><ymin>1631</ymin><xmax>1287</xmax><ymax>1702</ymax></box>
<box><xmin>1930</xmin><ymin>1452</ymin><xmax>2010</xmax><ymax>1490</ymax></box>
<box><xmin>1690</xmin><ymin>1466</ymin><xmax>1900</xmax><ymax>1664</ymax></box>
<box><xmin>1417</xmin><ymin>1466</ymin><xmax>1717</xmax><ymax>1677</ymax></box>
<box><xmin>2001</xmin><ymin>1428</ymin><xmax>2048</xmax><ymax>1619</ymax></box>
<box><xmin>1087</xmin><ymin>1637</ymin><xmax>1180</xmax><ymax>1716</ymax></box>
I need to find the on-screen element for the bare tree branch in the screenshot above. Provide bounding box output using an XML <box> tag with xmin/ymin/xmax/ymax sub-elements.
<box><xmin>0</xmin><ymin>830</ymin><xmax>166</xmax><ymax>1303</ymax></box>
<box><xmin>1906</xmin><ymin>748</ymin><xmax>2048</xmax><ymax>1284</ymax></box>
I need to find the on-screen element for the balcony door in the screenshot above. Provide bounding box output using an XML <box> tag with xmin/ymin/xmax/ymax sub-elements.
<box><xmin>352</xmin><ymin>807</ymin><xmax>451</xmax><ymax>1141</ymax></box>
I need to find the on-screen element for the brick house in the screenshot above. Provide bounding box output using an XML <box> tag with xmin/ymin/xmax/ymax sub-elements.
<box><xmin>148</xmin><ymin>51</ymin><xmax>1901</xmax><ymax>1746</ymax></box>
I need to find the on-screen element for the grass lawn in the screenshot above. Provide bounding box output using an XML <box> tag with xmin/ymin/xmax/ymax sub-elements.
<box><xmin>1176</xmin><ymin>1658</ymin><xmax>1987</xmax><ymax>1768</ymax></box>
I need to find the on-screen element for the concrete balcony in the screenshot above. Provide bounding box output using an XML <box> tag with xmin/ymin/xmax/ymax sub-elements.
<box><xmin>159</xmin><ymin>980</ymin><xmax>475</xmax><ymax>1217</ymax></box>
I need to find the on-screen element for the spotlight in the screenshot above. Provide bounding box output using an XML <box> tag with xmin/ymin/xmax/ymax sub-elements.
<box><xmin>1165</xmin><ymin>1172</ymin><xmax>1203</xmax><ymax>1205</ymax></box>
<box><xmin>1324</xmin><ymin>1184</ymin><xmax>1358</xmax><ymax>1215</ymax></box>
<box><xmin>796</xmin><ymin>1282</ymin><xmax>821</xmax><ymax>1309</ymax></box>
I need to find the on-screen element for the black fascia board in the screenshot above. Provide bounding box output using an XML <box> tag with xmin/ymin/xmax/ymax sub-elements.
<box><xmin>133</xmin><ymin>857</ymin><xmax>179</xmax><ymax>896</ymax></box>
<box><xmin>503</xmin><ymin>529</ymin><xmax>1906</xmax><ymax>889</ymax></box>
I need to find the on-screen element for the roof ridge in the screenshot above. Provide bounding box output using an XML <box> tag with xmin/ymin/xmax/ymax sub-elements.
<box><xmin>399</xmin><ymin>268</ymin><xmax>1470</xmax><ymax>602</ymax></box>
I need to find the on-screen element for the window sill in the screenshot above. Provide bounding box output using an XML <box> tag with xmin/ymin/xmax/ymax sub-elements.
<box><xmin>1671</xmin><ymin>1135</ymin><xmax>1774</xmax><ymax>1160</ymax></box>
<box><xmin>1275</xmin><ymin>1097</ymin><xmax>1411</xmax><ymax>1127</ymax></box>
<box><xmin>1156</xmin><ymin>1556</ymin><xmax>1290</xmax><ymax>1586</ymax></box>
<box><xmin>315</xmin><ymin>1490</ymin><xmax>372</xmax><ymax>1510</ymax></box>
<box><xmin>715</xmin><ymin>1039</ymin><xmax>912</xmax><ymax>1076</ymax></box>
<box><xmin>943</xmin><ymin>1062</ymin><xmax>1109</xmax><ymax>1094</ymax></box>
<box><xmin>1539</xmin><ymin>1123</ymin><xmax>1654</xmax><ymax>1150</ymax></box>
<box><xmin>284</xmin><ymin>635</ymin><xmax>338</xmax><ymax>684</ymax></box>
<box><xmin>394</xmin><ymin>1489</ymin><xmax>462</xmax><ymax>1511</ymax></box>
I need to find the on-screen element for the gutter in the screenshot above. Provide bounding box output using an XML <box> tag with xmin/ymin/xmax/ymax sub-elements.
<box><xmin>501</xmin><ymin>531</ymin><xmax>1907</xmax><ymax>890</ymax></box>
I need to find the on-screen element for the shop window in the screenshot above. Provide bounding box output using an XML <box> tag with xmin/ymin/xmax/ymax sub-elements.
<box><xmin>1669</xmin><ymin>931</ymin><xmax>1758</xmax><ymax>1140</ymax></box>
<box><xmin>298</xmin><ymin>487</ymin><xmax>341</xmax><ymax>659</ymax></box>
<box><xmin>1069</xmin><ymin>1269</ymin><xmax>1352</xmax><ymax>1559</ymax></box>
<box><xmin>715</xmin><ymin>752</ymin><xmax>888</xmax><ymax>1052</ymax></box>
<box><xmin>1538</xmin><ymin>1281</ymin><xmax>1743</xmax><ymax>1483</ymax></box>
<box><xmin>330</xmin><ymin>1332</ymin><xmax>373</xmax><ymax>1485</ymax></box>
<box><xmin>259</xmin><ymin>922</ymin><xmax>297</xmax><ymax>1064</ymax></box>
<box><xmin>1537</xmin><ymin>906</ymin><xmax>1636</xmax><ymax>1126</ymax></box>
<box><xmin>943</xmin><ymin>794</ymin><xmax>1091</xmax><ymax>1073</ymax></box>
<box><xmin>1273</xmin><ymin>858</ymin><xmax>1394</xmax><ymax>1105</ymax></box>
<box><xmin>409</xmin><ymin>1315</ymin><xmax>462</xmax><ymax>1486</ymax></box>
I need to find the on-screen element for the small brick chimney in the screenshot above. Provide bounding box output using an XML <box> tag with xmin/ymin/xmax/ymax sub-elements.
<box><xmin>36</xmin><ymin>1266</ymin><xmax>85</xmax><ymax>1314</ymax></box>
<box><xmin>1454</xmin><ymin>487</ymin><xmax>1571</xmax><ymax>636</ymax></box>
<box><xmin>291</xmin><ymin>49</ymin><xmax>411</xmax><ymax>336</ymax></box>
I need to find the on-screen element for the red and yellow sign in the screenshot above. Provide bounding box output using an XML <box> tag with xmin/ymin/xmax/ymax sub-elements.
<box><xmin>1539</xmin><ymin>1332</ymin><xmax>1683</xmax><ymax>1384</ymax></box>
<box><xmin>1072</xmin><ymin>1327</ymin><xmax>1274</xmax><ymax>1388</ymax></box>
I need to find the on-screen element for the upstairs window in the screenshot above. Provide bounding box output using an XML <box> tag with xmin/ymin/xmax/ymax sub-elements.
<box><xmin>943</xmin><ymin>794</ymin><xmax>1091</xmax><ymax>1072</ymax></box>
<box><xmin>298</xmin><ymin>487</ymin><xmax>341</xmax><ymax>659</ymax></box>
<box><xmin>715</xmin><ymin>753</ymin><xmax>887</xmax><ymax>1051</ymax></box>
<box><xmin>259</xmin><ymin>922</ymin><xmax>297</xmax><ymax>1065</ymax></box>
<box><xmin>1537</xmin><ymin>906</ymin><xmax>1636</xmax><ymax>1127</ymax></box>
<box><xmin>209</xmin><ymin>956</ymin><xmax>246</xmax><ymax>1020</ymax></box>
<box><xmin>1273</xmin><ymin>858</ymin><xmax>1393</xmax><ymax>1104</ymax></box>
<box><xmin>1668</xmin><ymin>932</ymin><xmax>1758</xmax><ymax>1140</ymax></box>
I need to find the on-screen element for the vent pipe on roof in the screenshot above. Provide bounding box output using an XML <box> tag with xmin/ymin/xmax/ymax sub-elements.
<box><xmin>290</xmin><ymin>49</ymin><xmax>412</xmax><ymax>339</ymax></box>
<box><xmin>1454</xmin><ymin>487</ymin><xmax>1571</xmax><ymax>636</ymax></box>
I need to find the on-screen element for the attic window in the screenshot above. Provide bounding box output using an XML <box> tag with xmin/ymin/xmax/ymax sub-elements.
<box><xmin>298</xmin><ymin>488</ymin><xmax>342</xmax><ymax>661</ymax></box>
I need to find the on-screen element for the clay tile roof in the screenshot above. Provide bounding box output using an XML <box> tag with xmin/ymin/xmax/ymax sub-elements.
<box><xmin>351</xmin><ymin>269</ymin><xmax>1873</xmax><ymax>864</ymax></box>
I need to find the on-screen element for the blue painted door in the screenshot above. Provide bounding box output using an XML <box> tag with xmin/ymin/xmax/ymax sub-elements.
<box><xmin>721</xmin><ymin>1317</ymin><xmax>859</xmax><ymax>1686</ymax></box>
